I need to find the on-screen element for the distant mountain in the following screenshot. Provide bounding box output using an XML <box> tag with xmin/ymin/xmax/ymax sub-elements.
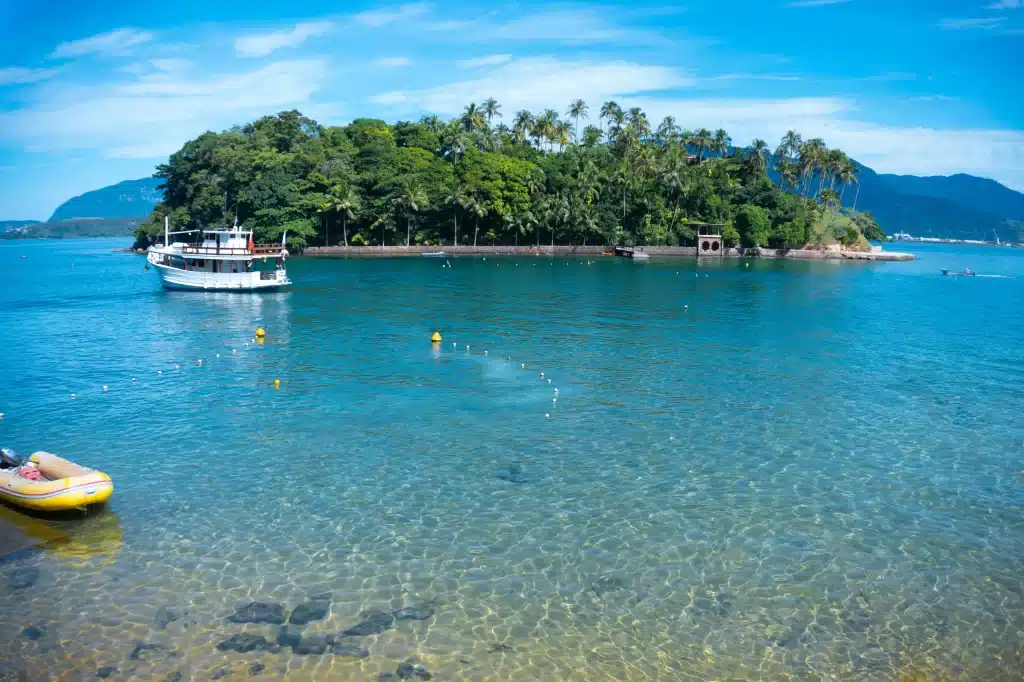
<box><xmin>876</xmin><ymin>173</ymin><xmax>1024</xmax><ymax>224</ymax></box>
<box><xmin>48</xmin><ymin>177</ymin><xmax>163</xmax><ymax>222</ymax></box>
<box><xmin>1</xmin><ymin>220</ymin><xmax>40</xmax><ymax>232</ymax></box>
<box><xmin>849</xmin><ymin>166</ymin><xmax>1022</xmax><ymax>242</ymax></box>
<box><xmin>0</xmin><ymin>217</ymin><xmax>140</xmax><ymax>240</ymax></box>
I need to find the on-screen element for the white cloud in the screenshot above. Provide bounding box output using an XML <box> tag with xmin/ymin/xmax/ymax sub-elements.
<box><xmin>456</xmin><ymin>54</ymin><xmax>512</xmax><ymax>69</ymax></box>
<box><xmin>374</xmin><ymin>56</ymin><xmax>411</xmax><ymax>68</ymax></box>
<box><xmin>50</xmin><ymin>28</ymin><xmax>153</xmax><ymax>59</ymax></box>
<box><xmin>380</xmin><ymin>57</ymin><xmax>688</xmax><ymax>114</ymax></box>
<box><xmin>907</xmin><ymin>94</ymin><xmax>958</xmax><ymax>101</ymax></box>
<box><xmin>939</xmin><ymin>16</ymin><xmax>1006</xmax><ymax>30</ymax></box>
<box><xmin>369</xmin><ymin>91</ymin><xmax>408</xmax><ymax>105</ymax></box>
<box><xmin>486</xmin><ymin>10</ymin><xmax>663</xmax><ymax>45</ymax></box>
<box><xmin>0</xmin><ymin>67</ymin><xmax>60</xmax><ymax>85</ymax></box>
<box><xmin>353</xmin><ymin>3</ymin><xmax>430</xmax><ymax>27</ymax></box>
<box><xmin>709</xmin><ymin>73</ymin><xmax>802</xmax><ymax>81</ymax></box>
<box><xmin>985</xmin><ymin>0</ymin><xmax>1020</xmax><ymax>8</ymax></box>
<box><xmin>235</xmin><ymin>21</ymin><xmax>333</xmax><ymax>57</ymax></box>
<box><xmin>785</xmin><ymin>0</ymin><xmax>852</xmax><ymax>6</ymax></box>
<box><xmin>1</xmin><ymin>59</ymin><xmax>328</xmax><ymax>159</ymax></box>
<box><xmin>150</xmin><ymin>58</ymin><xmax>191</xmax><ymax>72</ymax></box>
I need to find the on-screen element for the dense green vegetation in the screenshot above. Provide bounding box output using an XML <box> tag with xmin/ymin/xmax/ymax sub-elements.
<box><xmin>0</xmin><ymin>217</ymin><xmax>140</xmax><ymax>240</ymax></box>
<box><xmin>134</xmin><ymin>102</ymin><xmax>884</xmax><ymax>251</ymax></box>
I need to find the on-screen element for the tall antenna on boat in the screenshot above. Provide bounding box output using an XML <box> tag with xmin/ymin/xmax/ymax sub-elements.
<box><xmin>164</xmin><ymin>215</ymin><xmax>169</xmax><ymax>247</ymax></box>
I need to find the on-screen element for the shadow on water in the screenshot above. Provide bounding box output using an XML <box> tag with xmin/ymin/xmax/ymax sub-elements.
<box><xmin>0</xmin><ymin>504</ymin><xmax>123</xmax><ymax>566</ymax></box>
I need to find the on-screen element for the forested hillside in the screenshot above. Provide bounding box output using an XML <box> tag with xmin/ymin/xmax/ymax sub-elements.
<box><xmin>135</xmin><ymin>103</ymin><xmax>884</xmax><ymax>251</ymax></box>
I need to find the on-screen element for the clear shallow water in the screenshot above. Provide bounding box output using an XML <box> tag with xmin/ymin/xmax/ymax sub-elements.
<box><xmin>1</xmin><ymin>239</ymin><xmax>1022</xmax><ymax>682</ymax></box>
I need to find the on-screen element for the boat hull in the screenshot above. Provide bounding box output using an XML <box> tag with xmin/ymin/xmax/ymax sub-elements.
<box><xmin>150</xmin><ymin>261</ymin><xmax>290</xmax><ymax>291</ymax></box>
<box><xmin>0</xmin><ymin>453</ymin><xmax>113</xmax><ymax>512</ymax></box>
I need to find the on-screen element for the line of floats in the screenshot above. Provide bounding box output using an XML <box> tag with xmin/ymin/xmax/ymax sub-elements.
<box><xmin>2</xmin><ymin>326</ymin><xmax>563</xmax><ymax>512</ymax></box>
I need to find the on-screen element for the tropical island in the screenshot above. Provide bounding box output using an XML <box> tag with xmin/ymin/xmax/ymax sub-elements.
<box><xmin>133</xmin><ymin>100</ymin><xmax>887</xmax><ymax>253</ymax></box>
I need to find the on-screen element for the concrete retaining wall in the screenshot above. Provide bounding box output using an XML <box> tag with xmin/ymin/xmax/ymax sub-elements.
<box><xmin>302</xmin><ymin>245</ymin><xmax>914</xmax><ymax>261</ymax></box>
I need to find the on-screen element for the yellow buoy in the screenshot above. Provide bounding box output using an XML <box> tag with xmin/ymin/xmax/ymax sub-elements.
<box><xmin>431</xmin><ymin>331</ymin><xmax>442</xmax><ymax>343</ymax></box>
<box><xmin>273</xmin><ymin>379</ymin><xmax>281</xmax><ymax>388</ymax></box>
<box><xmin>255</xmin><ymin>328</ymin><xmax>266</xmax><ymax>338</ymax></box>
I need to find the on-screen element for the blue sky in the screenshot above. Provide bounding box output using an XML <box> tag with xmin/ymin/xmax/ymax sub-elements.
<box><xmin>0</xmin><ymin>0</ymin><xmax>1021</xmax><ymax>219</ymax></box>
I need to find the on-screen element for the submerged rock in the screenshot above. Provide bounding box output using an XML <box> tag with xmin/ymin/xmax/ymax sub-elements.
<box><xmin>396</xmin><ymin>660</ymin><xmax>432</xmax><ymax>680</ymax></box>
<box><xmin>248</xmin><ymin>663</ymin><xmax>265</xmax><ymax>676</ymax></box>
<box><xmin>392</xmin><ymin>604</ymin><xmax>434</xmax><ymax>621</ymax></box>
<box><xmin>343</xmin><ymin>611</ymin><xmax>396</xmax><ymax>636</ymax></box>
<box><xmin>216</xmin><ymin>634</ymin><xmax>269</xmax><ymax>653</ymax></box>
<box><xmin>22</xmin><ymin>625</ymin><xmax>44</xmax><ymax>640</ymax></box>
<box><xmin>589</xmin><ymin>576</ymin><xmax>628</xmax><ymax>597</ymax></box>
<box><xmin>155</xmin><ymin>605</ymin><xmax>188</xmax><ymax>629</ymax></box>
<box><xmin>228</xmin><ymin>601</ymin><xmax>285</xmax><ymax>624</ymax></box>
<box><xmin>165</xmin><ymin>672</ymin><xmax>182</xmax><ymax>682</ymax></box>
<box><xmin>96</xmin><ymin>666</ymin><xmax>117</xmax><ymax>679</ymax></box>
<box><xmin>9</xmin><ymin>566</ymin><xmax>40</xmax><ymax>590</ymax></box>
<box><xmin>292</xmin><ymin>635</ymin><xmax>329</xmax><ymax>655</ymax></box>
<box><xmin>211</xmin><ymin>665</ymin><xmax>232</xmax><ymax>680</ymax></box>
<box><xmin>328</xmin><ymin>642</ymin><xmax>369</xmax><ymax>659</ymax></box>
<box><xmin>289</xmin><ymin>597</ymin><xmax>330</xmax><ymax>625</ymax></box>
<box><xmin>496</xmin><ymin>462</ymin><xmax>528</xmax><ymax>484</ymax></box>
<box><xmin>378</xmin><ymin>674</ymin><xmax>397</xmax><ymax>681</ymax></box>
<box><xmin>276</xmin><ymin>626</ymin><xmax>303</xmax><ymax>649</ymax></box>
<box><xmin>487</xmin><ymin>643</ymin><xmax>515</xmax><ymax>654</ymax></box>
<box><xmin>129</xmin><ymin>641</ymin><xmax>179</xmax><ymax>662</ymax></box>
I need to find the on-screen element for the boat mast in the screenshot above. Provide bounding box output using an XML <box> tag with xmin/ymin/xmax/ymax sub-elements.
<box><xmin>164</xmin><ymin>216</ymin><xmax>169</xmax><ymax>247</ymax></box>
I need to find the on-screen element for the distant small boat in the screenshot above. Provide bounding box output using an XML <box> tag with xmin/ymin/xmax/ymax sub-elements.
<box><xmin>941</xmin><ymin>268</ymin><xmax>975</xmax><ymax>277</ymax></box>
<box><xmin>422</xmin><ymin>251</ymin><xmax>446</xmax><ymax>257</ymax></box>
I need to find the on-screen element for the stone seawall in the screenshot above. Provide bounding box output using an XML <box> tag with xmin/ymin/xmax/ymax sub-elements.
<box><xmin>302</xmin><ymin>245</ymin><xmax>914</xmax><ymax>261</ymax></box>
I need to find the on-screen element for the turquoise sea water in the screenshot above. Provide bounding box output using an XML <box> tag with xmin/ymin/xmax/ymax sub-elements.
<box><xmin>1</xmin><ymin>239</ymin><xmax>1022</xmax><ymax>682</ymax></box>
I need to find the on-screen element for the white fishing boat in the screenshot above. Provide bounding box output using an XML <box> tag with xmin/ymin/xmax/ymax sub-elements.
<box><xmin>147</xmin><ymin>218</ymin><xmax>291</xmax><ymax>291</ymax></box>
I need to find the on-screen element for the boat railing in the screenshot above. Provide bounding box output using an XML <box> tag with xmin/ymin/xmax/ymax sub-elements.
<box><xmin>178</xmin><ymin>245</ymin><xmax>284</xmax><ymax>256</ymax></box>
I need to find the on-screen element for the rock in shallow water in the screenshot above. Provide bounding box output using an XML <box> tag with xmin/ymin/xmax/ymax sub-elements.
<box><xmin>211</xmin><ymin>665</ymin><xmax>232</xmax><ymax>680</ymax></box>
<box><xmin>396</xmin><ymin>660</ymin><xmax>432</xmax><ymax>680</ymax></box>
<box><xmin>22</xmin><ymin>625</ymin><xmax>44</xmax><ymax>640</ymax></box>
<box><xmin>248</xmin><ymin>663</ymin><xmax>265</xmax><ymax>676</ymax></box>
<box><xmin>289</xmin><ymin>598</ymin><xmax>330</xmax><ymax>625</ymax></box>
<box><xmin>228</xmin><ymin>601</ymin><xmax>285</xmax><ymax>624</ymax></box>
<box><xmin>130</xmin><ymin>641</ymin><xmax>179</xmax><ymax>662</ymax></box>
<box><xmin>276</xmin><ymin>626</ymin><xmax>303</xmax><ymax>649</ymax></box>
<box><xmin>328</xmin><ymin>642</ymin><xmax>369</xmax><ymax>659</ymax></box>
<box><xmin>155</xmin><ymin>605</ymin><xmax>188</xmax><ymax>629</ymax></box>
<box><xmin>392</xmin><ymin>604</ymin><xmax>434</xmax><ymax>621</ymax></box>
<box><xmin>8</xmin><ymin>566</ymin><xmax>40</xmax><ymax>590</ymax></box>
<box><xmin>343</xmin><ymin>611</ymin><xmax>396</xmax><ymax>636</ymax></box>
<box><xmin>216</xmin><ymin>634</ymin><xmax>269</xmax><ymax>653</ymax></box>
<box><xmin>96</xmin><ymin>666</ymin><xmax>117</xmax><ymax>678</ymax></box>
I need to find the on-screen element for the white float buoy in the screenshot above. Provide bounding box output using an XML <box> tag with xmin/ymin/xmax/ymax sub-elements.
<box><xmin>554</xmin><ymin>388</ymin><xmax>558</xmax><ymax>394</ymax></box>
<box><xmin>540</xmin><ymin>372</ymin><xmax>544</xmax><ymax>378</ymax></box>
<box><xmin>71</xmin><ymin>394</ymin><xmax>76</xmax><ymax>399</ymax></box>
<box><xmin>132</xmin><ymin>378</ymin><xmax>136</xmax><ymax>382</ymax></box>
<box><xmin>521</xmin><ymin>364</ymin><xmax>525</xmax><ymax>369</ymax></box>
<box><xmin>545</xmin><ymin>413</ymin><xmax>550</xmax><ymax>418</ymax></box>
<box><xmin>175</xmin><ymin>365</ymin><xmax>180</xmax><ymax>369</ymax></box>
<box><xmin>484</xmin><ymin>351</ymin><xmax>488</xmax><ymax>356</ymax></box>
<box><xmin>216</xmin><ymin>354</ymin><xmax>220</xmax><ymax>358</ymax></box>
<box><xmin>548</xmin><ymin>379</ymin><xmax>552</xmax><ymax>384</ymax></box>
<box><xmin>466</xmin><ymin>345</ymin><xmax>469</xmax><ymax>351</ymax></box>
<box><xmin>103</xmin><ymin>385</ymin><xmax>108</xmax><ymax>391</ymax></box>
<box><xmin>233</xmin><ymin>349</ymin><xmax>237</xmax><ymax>353</ymax></box>
<box><xmin>453</xmin><ymin>342</ymin><xmax>456</xmax><ymax>348</ymax></box>
<box><xmin>158</xmin><ymin>370</ymin><xmax>162</xmax><ymax>375</ymax></box>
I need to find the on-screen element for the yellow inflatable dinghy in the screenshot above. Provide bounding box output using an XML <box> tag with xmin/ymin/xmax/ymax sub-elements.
<box><xmin>0</xmin><ymin>452</ymin><xmax>113</xmax><ymax>512</ymax></box>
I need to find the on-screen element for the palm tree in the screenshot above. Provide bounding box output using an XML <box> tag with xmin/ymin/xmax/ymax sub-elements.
<box><xmin>712</xmin><ymin>128</ymin><xmax>731</xmax><ymax>158</ymax></box>
<box><xmin>461</xmin><ymin>103</ymin><xmax>485</xmax><ymax>132</ymax></box>
<box><xmin>391</xmin><ymin>180</ymin><xmax>429</xmax><ymax>247</ymax></box>
<box><xmin>837</xmin><ymin>159</ymin><xmax>856</xmax><ymax>205</ymax></box>
<box><xmin>318</xmin><ymin>185</ymin><xmax>361</xmax><ymax>247</ymax></box>
<box><xmin>566</xmin><ymin>99</ymin><xmax>589</xmax><ymax>146</ymax></box>
<box><xmin>467</xmin><ymin>196</ymin><xmax>489</xmax><ymax>247</ymax></box>
<box><xmin>441</xmin><ymin>122</ymin><xmax>473</xmax><ymax>167</ymax></box>
<box><xmin>627</xmin><ymin>108</ymin><xmax>650</xmax><ymax>140</ymax></box>
<box><xmin>420</xmin><ymin>115</ymin><xmax>442</xmax><ymax>133</ymax></box>
<box><xmin>555</xmin><ymin>120</ymin><xmax>572</xmax><ymax>151</ymax></box>
<box><xmin>481</xmin><ymin>97</ymin><xmax>502</xmax><ymax>125</ymax></box>
<box><xmin>819</xmin><ymin>187</ymin><xmax>840</xmax><ymax>212</ymax></box>
<box><xmin>748</xmin><ymin>139</ymin><xmax>769</xmax><ymax>174</ymax></box>
<box><xmin>657</xmin><ymin>116</ymin><xmax>680</xmax><ymax>146</ymax></box>
<box><xmin>512</xmin><ymin>110</ymin><xmax>533</xmax><ymax>145</ymax></box>
<box><xmin>444</xmin><ymin>180</ymin><xmax>468</xmax><ymax>246</ymax></box>
<box><xmin>609</xmin><ymin>109</ymin><xmax>626</xmax><ymax>143</ymax></box>
<box><xmin>371</xmin><ymin>213</ymin><xmax>395</xmax><ymax>249</ymax></box>
<box><xmin>694</xmin><ymin>128</ymin><xmax>712</xmax><ymax>163</ymax></box>
<box><xmin>599</xmin><ymin>101</ymin><xmax>621</xmax><ymax>137</ymax></box>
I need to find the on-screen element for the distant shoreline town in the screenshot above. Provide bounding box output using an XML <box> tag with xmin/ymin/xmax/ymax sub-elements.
<box><xmin>889</xmin><ymin>233</ymin><xmax>1022</xmax><ymax>248</ymax></box>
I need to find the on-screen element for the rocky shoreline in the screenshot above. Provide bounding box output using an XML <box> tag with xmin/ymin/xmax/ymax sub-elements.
<box><xmin>302</xmin><ymin>244</ymin><xmax>915</xmax><ymax>261</ymax></box>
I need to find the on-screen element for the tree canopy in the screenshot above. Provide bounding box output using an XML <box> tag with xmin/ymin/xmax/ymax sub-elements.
<box><xmin>135</xmin><ymin>103</ymin><xmax>884</xmax><ymax>250</ymax></box>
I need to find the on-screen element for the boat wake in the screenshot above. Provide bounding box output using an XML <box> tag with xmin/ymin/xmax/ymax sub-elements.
<box><xmin>976</xmin><ymin>274</ymin><xmax>1013</xmax><ymax>279</ymax></box>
